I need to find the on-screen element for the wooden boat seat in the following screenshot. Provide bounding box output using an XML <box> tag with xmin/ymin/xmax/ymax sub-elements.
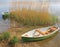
<box><xmin>48</xmin><ymin>26</ymin><xmax>58</xmax><ymax>33</ymax></box>
<box><xmin>35</xmin><ymin>29</ymin><xmax>45</xmax><ymax>35</ymax></box>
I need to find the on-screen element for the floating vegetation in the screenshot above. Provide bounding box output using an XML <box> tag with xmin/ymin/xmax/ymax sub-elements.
<box><xmin>2</xmin><ymin>12</ymin><xmax>10</xmax><ymax>20</ymax></box>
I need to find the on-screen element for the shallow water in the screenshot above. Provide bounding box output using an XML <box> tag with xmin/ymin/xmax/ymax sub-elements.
<box><xmin>0</xmin><ymin>5</ymin><xmax>10</xmax><ymax>33</ymax></box>
<box><xmin>0</xmin><ymin>13</ymin><xmax>10</xmax><ymax>33</ymax></box>
<box><xmin>0</xmin><ymin>19</ymin><xmax>10</xmax><ymax>33</ymax></box>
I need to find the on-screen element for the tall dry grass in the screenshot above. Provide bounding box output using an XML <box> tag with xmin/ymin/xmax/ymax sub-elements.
<box><xmin>10</xmin><ymin>8</ymin><xmax>58</xmax><ymax>26</ymax></box>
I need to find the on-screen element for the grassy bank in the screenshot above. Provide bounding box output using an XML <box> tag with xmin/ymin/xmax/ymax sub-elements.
<box><xmin>0</xmin><ymin>26</ymin><xmax>43</xmax><ymax>47</ymax></box>
<box><xmin>0</xmin><ymin>26</ymin><xmax>59</xmax><ymax>47</ymax></box>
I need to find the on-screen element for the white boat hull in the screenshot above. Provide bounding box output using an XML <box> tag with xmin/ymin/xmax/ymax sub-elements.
<box><xmin>21</xmin><ymin>26</ymin><xmax>60</xmax><ymax>42</ymax></box>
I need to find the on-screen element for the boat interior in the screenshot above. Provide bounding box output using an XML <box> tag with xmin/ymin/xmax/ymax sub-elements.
<box><xmin>21</xmin><ymin>26</ymin><xmax>59</xmax><ymax>37</ymax></box>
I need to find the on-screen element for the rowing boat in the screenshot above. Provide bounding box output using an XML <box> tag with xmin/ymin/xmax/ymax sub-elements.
<box><xmin>21</xmin><ymin>26</ymin><xmax>59</xmax><ymax>42</ymax></box>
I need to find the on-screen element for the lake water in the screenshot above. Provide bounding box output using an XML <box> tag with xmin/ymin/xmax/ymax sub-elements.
<box><xmin>0</xmin><ymin>5</ymin><xmax>10</xmax><ymax>33</ymax></box>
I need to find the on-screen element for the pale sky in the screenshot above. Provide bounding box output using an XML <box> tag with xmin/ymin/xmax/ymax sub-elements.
<box><xmin>0</xmin><ymin>0</ymin><xmax>60</xmax><ymax>3</ymax></box>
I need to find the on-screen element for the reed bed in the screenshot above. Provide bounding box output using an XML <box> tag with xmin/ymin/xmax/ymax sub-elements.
<box><xmin>10</xmin><ymin>8</ymin><xmax>58</xmax><ymax>26</ymax></box>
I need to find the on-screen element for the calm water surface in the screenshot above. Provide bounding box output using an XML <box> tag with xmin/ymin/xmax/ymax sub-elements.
<box><xmin>0</xmin><ymin>5</ymin><xmax>10</xmax><ymax>33</ymax></box>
